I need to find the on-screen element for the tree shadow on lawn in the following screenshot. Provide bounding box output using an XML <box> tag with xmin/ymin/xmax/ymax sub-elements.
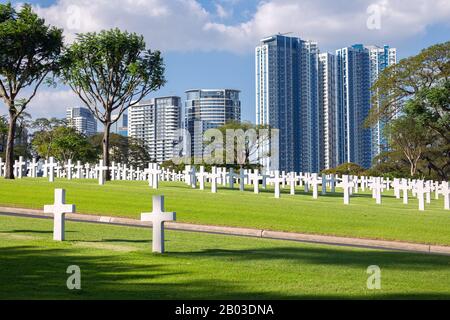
<box><xmin>173</xmin><ymin>246</ymin><xmax>450</xmax><ymax>271</ymax></box>
<box><xmin>0</xmin><ymin>245</ymin><xmax>449</xmax><ymax>300</ymax></box>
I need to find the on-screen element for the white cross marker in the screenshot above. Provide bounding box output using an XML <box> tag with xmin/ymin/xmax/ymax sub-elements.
<box><xmin>227</xmin><ymin>168</ymin><xmax>235</xmax><ymax>189</ymax></box>
<box><xmin>47</xmin><ymin>157</ymin><xmax>57</xmax><ymax>182</ymax></box>
<box><xmin>210</xmin><ymin>167</ymin><xmax>220</xmax><ymax>193</ymax></box>
<box><xmin>65</xmin><ymin>159</ymin><xmax>74</xmax><ymax>180</ymax></box>
<box><xmin>416</xmin><ymin>180</ymin><xmax>425</xmax><ymax>211</ymax></box>
<box><xmin>341</xmin><ymin>175</ymin><xmax>355</xmax><ymax>205</ymax></box>
<box><xmin>97</xmin><ymin>159</ymin><xmax>108</xmax><ymax>185</ymax></box>
<box><xmin>440</xmin><ymin>182</ymin><xmax>449</xmax><ymax>210</ymax></box>
<box><xmin>310</xmin><ymin>173</ymin><xmax>321</xmax><ymax>199</ymax></box>
<box><xmin>238</xmin><ymin>168</ymin><xmax>247</xmax><ymax>192</ymax></box>
<box><xmin>196</xmin><ymin>166</ymin><xmax>208</xmax><ymax>190</ymax></box>
<box><xmin>249</xmin><ymin>169</ymin><xmax>260</xmax><ymax>194</ymax></box>
<box><xmin>44</xmin><ymin>189</ymin><xmax>75</xmax><ymax>241</ymax></box>
<box><xmin>141</xmin><ymin>195</ymin><xmax>176</xmax><ymax>253</ymax></box>
<box><xmin>400</xmin><ymin>178</ymin><xmax>409</xmax><ymax>204</ymax></box>
<box><xmin>272</xmin><ymin>170</ymin><xmax>283</xmax><ymax>199</ymax></box>
<box><xmin>286</xmin><ymin>172</ymin><xmax>297</xmax><ymax>196</ymax></box>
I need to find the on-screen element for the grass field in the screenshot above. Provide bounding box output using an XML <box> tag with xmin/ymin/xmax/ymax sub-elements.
<box><xmin>0</xmin><ymin>178</ymin><xmax>449</xmax><ymax>246</ymax></box>
<box><xmin>1</xmin><ymin>215</ymin><xmax>449</xmax><ymax>299</ymax></box>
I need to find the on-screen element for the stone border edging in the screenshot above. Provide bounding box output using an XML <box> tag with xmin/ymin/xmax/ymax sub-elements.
<box><xmin>0</xmin><ymin>206</ymin><xmax>449</xmax><ymax>256</ymax></box>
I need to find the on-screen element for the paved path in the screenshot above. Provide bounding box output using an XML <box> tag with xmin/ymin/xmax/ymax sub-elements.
<box><xmin>0</xmin><ymin>206</ymin><xmax>449</xmax><ymax>256</ymax></box>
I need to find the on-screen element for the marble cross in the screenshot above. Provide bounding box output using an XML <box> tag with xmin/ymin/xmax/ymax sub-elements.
<box><xmin>400</xmin><ymin>178</ymin><xmax>409</xmax><ymax>204</ymax></box>
<box><xmin>0</xmin><ymin>158</ymin><xmax>4</xmax><ymax>177</ymax></box>
<box><xmin>392</xmin><ymin>178</ymin><xmax>401</xmax><ymax>199</ymax></box>
<box><xmin>210</xmin><ymin>166</ymin><xmax>221</xmax><ymax>193</ymax></box>
<box><xmin>17</xmin><ymin>156</ymin><xmax>26</xmax><ymax>178</ymax></box>
<box><xmin>372</xmin><ymin>177</ymin><xmax>383</xmax><ymax>205</ymax></box>
<box><xmin>122</xmin><ymin>164</ymin><xmax>128</xmax><ymax>181</ymax></box>
<box><xmin>65</xmin><ymin>160</ymin><xmax>74</xmax><ymax>180</ymax></box>
<box><xmin>141</xmin><ymin>195</ymin><xmax>176</xmax><ymax>253</ymax></box>
<box><xmin>227</xmin><ymin>168</ymin><xmax>235</xmax><ymax>189</ymax></box>
<box><xmin>75</xmin><ymin>161</ymin><xmax>84</xmax><ymax>179</ymax></box>
<box><xmin>196</xmin><ymin>166</ymin><xmax>208</xmax><ymax>190</ymax></box>
<box><xmin>341</xmin><ymin>175</ymin><xmax>355</xmax><ymax>205</ymax></box>
<box><xmin>286</xmin><ymin>172</ymin><xmax>298</xmax><ymax>196</ymax></box>
<box><xmin>440</xmin><ymin>182</ymin><xmax>449</xmax><ymax>210</ymax></box>
<box><xmin>415</xmin><ymin>180</ymin><xmax>425</xmax><ymax>211</ymax></box>
<box><xmin>29</xmin><ymin>158</ymin><xmax>39</xmax><ymax>178</ymax></box>
<box><xmin>190</xmin><ymin>166</ymin><xmax>197</xmax><ymax>188</ymax></box>
<box><xmin>97</xmin><ymin>159</ymin><xmax>108</xmax><ymax>185</ymax></box>
<box><xmin>272</xmin><ymin>170</ymin><xmax>283</xmax><ymax>199</ymax></box>
<box><xmin>110</xmin><ymin>162</ymin><xmax>118</xmax><ymax>181</ymax></box>
<box><xmin>310</xmin><ymin>173</ymin><xmax>321</xmax><ymax>199</ymax></box>
<box><xmin>44</xmin><ymin>189</ymin><xmax>76</xmax><ymax>241</ymax></box>
<box><xmin>47</xmin><ymin>157</ymin><xmax>57</xmax><ymax>182</ymax></box>
<box><xmin>249</xmin><ymin>169</ymin><xmax>260</xmax><ymax>194</ymax></box>
<box><xmin>238</xmin><ymin>168</ymin><xmax>247</xmax><ymax>192</ymax></box>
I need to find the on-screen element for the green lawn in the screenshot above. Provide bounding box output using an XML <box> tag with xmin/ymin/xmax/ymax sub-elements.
<box><xmin>0</xmin><ymin>215</ymin><xmax>449</xmax><ymax>299</ymax></box>
<box><xmin>0</xmin><ymin>178</ymin><xmax>449</xmax><ymax>245</ymax></box>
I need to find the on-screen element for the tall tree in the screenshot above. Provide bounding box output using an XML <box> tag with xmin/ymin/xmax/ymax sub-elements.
<box><xmin>385</xmin><ymin>116</ymin><xmax>430</xmax><ymax>177</ymax></box>
<box><xmin>0</xmin><ymin>3</ymin><xmax>63</xmax><ymax>179</ymax></box>
<box><xmin>59</xmin><ymin>29</ymin><xmax>165</xmax><ymax>180</ymax></box>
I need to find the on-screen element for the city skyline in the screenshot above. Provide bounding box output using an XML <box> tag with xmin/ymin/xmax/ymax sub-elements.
<box><xmin>5</xmin><ymin>0</ymin><xmax>449</xmax><ymax>123</ymax></box>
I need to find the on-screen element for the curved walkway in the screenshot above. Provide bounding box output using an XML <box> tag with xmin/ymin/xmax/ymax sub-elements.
<box><xmin>0</xmin><ymin>206</ymin><xmax>449</xmax><ymax>256</ymax></box>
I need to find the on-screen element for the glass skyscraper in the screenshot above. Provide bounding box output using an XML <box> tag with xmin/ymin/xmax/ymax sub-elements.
<box><xmin>185</xmin><ymin>89</ymin><xmax>241</xmax><ymax>158</ymax></box>
<box><xmin>256</xmin><ymin>34</ymin><xmax>319</xmax><ymax>173</ymax></box>
<box><xmin>128</xmin><ymin>96</ymin><xmax>182</xmax><ymax>163</ymax></box>
<box><xmin>367</xmin><ymin>45</ymin><xmax>397</xmax><ymax>160</ymax></box>
<box><xmin>66</xmin><ymin>106</ymin><xmax>97</xmax><ymax>136</ymax></box>
<box><xmin>335</xmin><ymin>44</ymin><xmax>372</xmax><ymax>168</ymax></box>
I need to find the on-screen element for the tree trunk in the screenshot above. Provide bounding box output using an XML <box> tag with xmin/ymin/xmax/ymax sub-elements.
<box><xmin>103</xmin><ymin>121</ymin><xmax>112</xmax><ymax>181</ymax></box>
<box><xmin>4</xmin><ymin>107</ymin><xmax>17</xmax><ymax>180</ymax></box>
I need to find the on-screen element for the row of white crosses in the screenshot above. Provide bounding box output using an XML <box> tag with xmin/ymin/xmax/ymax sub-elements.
<box><xmin>44</xmin><ymin>189</ymin><xmax>176</xmax><ymax>253</ymax></box>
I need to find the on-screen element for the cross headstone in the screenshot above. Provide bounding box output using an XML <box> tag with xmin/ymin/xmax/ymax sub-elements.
<box><xmin>393</xmin><ymin>178</ymin><xmax>401</xmax><ymax>199</ymax></box>
<box><xmin>75</xmin><ymin>161</ymin><xmax>83</xmax><ymax>179</ymax></box>
<box><xmin>29</xmin><ymin>158</ymin><xmax>39</xmax><ymax>178</ymax></box>
<box><xmin>44</xmin><ymin>189</ymin><xmax>76</xmax><ymax>241</ymax></box>
<box><xmin>15</xmin><ymin>156</ymin><xmax>25</xmax><ymax>179</ymax></box>
<box><xmin>310</xmin><ymin>173</ymin><xmax>321</xmax><ymax>199</ymax></box>
<box><xmin>440</xmin><ymin>181</ymin><xmax>449</xmax><ymax>210</ymax></box>
<box><xmin>341</xmin><ymin>175</ymin><xmax>355</xmax><ymax>205</ymax></box>
<box><xmin>65</xmin><ymin>160</ymin><xmax>74</xmax><ymax>180</ymax></box>
<box><xmin>416</xmin><ymin>180</ymin><xmax>425</xmax><ymax>211</ymax></box>
<box><xmin>272</xmin><ymin>170</ymin><xmax>283</xmax><ymax>199</ymax></box>
<box><xmin>97</xmin><ymin>159</ymin><xmax>108</xmax><ymax>185</ymax></box>
<box><xmin>190</xmin><ymin>166</ymin><xmax>197</xmax><ymax>189</ymax></box>
<box><xmin>286</xmin><ymin>172</ymin><xmax>297</xmax><ymax>196</ymax></box>
<box><xmin>210</xmin><ymin>166</ymin><xmax>220</xmax><ymax>193</ymax></box>
<box><xmin>196</xmin><ymin>166</ymin><xmax>208</xmax><ymax>190</ymax></box>
<box><xmin>0</xmin><ymin>158</ymin><xmax>4</xmax><ymax>177</ymax></box>
<box><xmin>227</xmin><ymin>168</ymin><xmax>235</xmax><ymax>189</ymax></box>
<box><xmin>372</xmin><ymin>177</ymin><xmax>383</xmax><ymax>205</ymax></box>
<box><xmin>47</xmin><ymin>157</ymin><xmax>57</xmax><ymax>182</ymax></box>
<box><xmin>249</xmin><ymin>169</ymin><xmax>260</xmax><ymax>194</ymax></box>
<box><xmin>238</xmin><ymin>168</ymin><xmax>247</xmax><ymax>192</ymax></box>
<box><xmin>141</xmin><ymin>195</ymin><xmax>176</xmax><ymax>253</ymax></box>
<box><xmin>400</xmin><ymin>178</ymin><xmax>409</xmax><ymax>205</ymax></box>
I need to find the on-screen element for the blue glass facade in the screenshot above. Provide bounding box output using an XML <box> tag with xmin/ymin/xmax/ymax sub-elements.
<box><xmin>335</xmin><ymin>45</ymin><xmax>372</xmax><ymax>168</ymax></box>
<box><xmin>256</xmin><ymin>35</ymin><xmax>319</xmax><ymax>173</ymax></box>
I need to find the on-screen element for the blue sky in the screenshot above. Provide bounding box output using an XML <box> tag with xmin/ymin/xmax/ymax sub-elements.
<box><xmin>7</xmin><ymin>0</ymin><xmax>450</xmax><ymax>122</ymax></box>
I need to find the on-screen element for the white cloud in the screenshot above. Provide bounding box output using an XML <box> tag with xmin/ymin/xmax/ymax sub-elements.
<box><xmin>23</xmin><ymin>89</ymin><xmax>81</xmax><ymax>119</ymax></box>
<box><xmin>32</xmin><ymin>0</ymin><xmax>450</xmax><ymax>54</ymax></box>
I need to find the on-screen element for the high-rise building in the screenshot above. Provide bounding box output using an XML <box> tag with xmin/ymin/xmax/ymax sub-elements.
<box><xmin>111</xmin><ymin>113</ymin><xmax>128</xmax><ymax>137</ymax></box>
<box><xmin>128</xmin><ymin>96</ymin><xmax>182</xmax><ymax>163</ymax></box>
<box><xmin>66</xmin><ymin>106</ymin><xmax>97</xmax><ymax>136</ymax></box>
<box><xmin>367</xmin><ymin>45</ymin><xmax>397</xmax><ymax>159</ymax></box>
<box><xmin>256</xmin><ymin>34</ymin><xmax>319</xmax><ymax>172</ymax></box>
<box><xmin>318</xmin><ymin>52</ymin><xmax>338</xmax><ymax>170</ymax></box>
<box><xmin>185</xmin><ymin>89</ymin><xmax>241</xmax><ymax>157</ymax></box>
<box><xmin>335</xmin><ymin>44</ymin><xmax>372</xmax><ymax>168</ymax></box>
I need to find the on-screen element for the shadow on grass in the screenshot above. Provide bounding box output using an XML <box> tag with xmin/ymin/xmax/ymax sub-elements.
<box><xmin>1</xmin><ymin>244</ymin><xmax>449</xmax><ymax>300</ymax></box>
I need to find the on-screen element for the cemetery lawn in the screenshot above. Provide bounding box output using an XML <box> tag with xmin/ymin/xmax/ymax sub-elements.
<box><xmin>1</xmin><ymin>215</ymin><xmax>449</xmax><ymax>299</ymax></box>
<box><xmin>0</xmin><ymin>178</ymin><xmax>449</xmax><ymax>246</ymax></box>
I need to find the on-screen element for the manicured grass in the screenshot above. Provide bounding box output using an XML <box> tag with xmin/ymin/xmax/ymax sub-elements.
<box><xmin>0</xmin><ymin>178</ymin><xmax>449</xmax><ymax>245</ymax></box>
<box><xmin>0</xmin><ymin>215</ymin><xmax>449</xmax><ymax>299</ymax></box>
